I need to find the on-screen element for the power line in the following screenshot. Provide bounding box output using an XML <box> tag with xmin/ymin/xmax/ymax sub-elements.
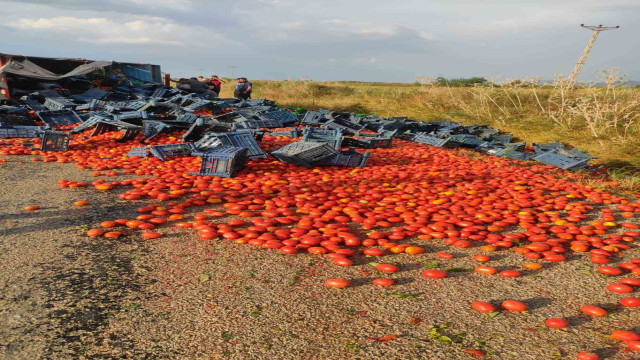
<box><xmin>568</xmin><ymin>24</ymin><xmax>620</xmax><ymax>85</ymax></box>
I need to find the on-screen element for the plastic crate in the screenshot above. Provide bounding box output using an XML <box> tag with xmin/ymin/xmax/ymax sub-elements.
<box><xmin>236</xmin><ymin>118</ymin><xmax>283</xmax><ymax>129</ymax></box>
<box><xmin>72</xmin><ymin>115</ymin><xmax>110</xmax><ymax>133</ymax></box>
<box><xmin>71</xmin><ymin>88</ymin><xmax>110</xmax><ymax>101</ymax></box>
<box><xmin>75</xmin><ymin>99</ymin><xmax>103</xmax><ymax>111</ymax></box>
<box><xmin>269</xmin><ymin>141</ymin><xmax>339</xmax><ymax>168</ymax></box>
<box><xmin>126</xmin><ymin>146</ymin><xmax>150</xmax><ymax>158</ymax></box>
<box><xmin>151</xmin><ymin>88</ymin><xmax>168</xmax><ymax>98</ymax></box>
<box><xmin>411</xmin><ymin>133</ymin><xmax>451</xmax><ymax>147</ymax></box>
<box><xmin>317</xmin><ymin>147</ymin><xmax>370</xmax><ymax>167</ymax></box>
<box><xmin>323</xmin><ymin>118</ymin><xmax>365</xmax><ymax>135</ymax></box>
<box><xmin>533</xmin><ymin>141</ymin><xmax>565</xmax><ymax>155</ymax></box>
<box><xmin>300</xmin><ymin>111</ymin><xmax>324</xmax><ymax>126</ymax></box>
<box><xmin>23</xmin><ymin>99</ymin><xmax>46</xmax><ymax>112</ymax></box>
<box><xmin>175</xmin><ymin>113</ymin><xmax>200</xmax><ymax>123</ymax></box>
<box><xmin>142</xmin><ymin>120</ymin><xmax>172</xmax><ymax>141</ymax></box>
<box><xmin>269</xmin><ymin>127</ymin><xmax>302</xmax><ymax>138</ymax></box>
<box><xmin>259</xmin><ymin>110</ymin><xmax>299</xmax><ymax>126</ymax></box>
<box><xmin>195</xmin><ymin>131</ymin><xmax>265</xmax><ymax>158</ymax></box>
<box><xmin>302</xmin><ymin>128</ymin><xmax>343</xmax><ymax>149</ymax></box>
<box><xmin>150</xmin><ymin>143</ymin><xmax>196</xmax><ymax>161</ymax></box>
<box><xmin>341</xmin><ymin>137</ymin><xmax>369</xmax><ymax>148</ymax></box>
<box><xmin>182</xmin><ymin>100</ymin><xmax>212</xmax><ymax>112</ymax></box>
<box><xmin>183</xmin><ymin>120</ymin><xmax>234</xmax><ymax>143</ymax></box>
<box><xmin>190</xmin><ymin>146</ymin><xmax>248</xmax><ymax>178</ymax></box>
<box><xmin>38</xmin><ymin>130</ymin><xmax>70</xmax><ymax>151</ymax></box>
<box><xmin>532</xmin><ymin>151</ymin><xmax>590</xmax><ymax>171</ymax></box>
<box><xmin>0</xmin><ymin>127</ymin><xmax>43</xmax><ymax>138</ymax></box>
<box><xmin>447</xmin><ymin>134</ymin><xmax>488</xmax><ymax>149</ymax></box>
<box><xmin>43</xmin><ymin>97</ymin><xmax>77</xmax><ymax>110</ymax></box>
<box><xmin>489</xmin><ymin>134</ymin><xmax>513</xmax><ymax>145</ymax></box>
<box><xmin>36</xmin><ymin>110</ymin><xmax>83</xmax><ymax>127</ymax></box>
<box><xmin>113</xmin><ymin>111</ymin><xmax>148</xmax><ymax>121</ymax></box>
<box><xmin>117</xmin><ymin>128</ymin><xmax>142</xmax><ymax>143</ymax></box>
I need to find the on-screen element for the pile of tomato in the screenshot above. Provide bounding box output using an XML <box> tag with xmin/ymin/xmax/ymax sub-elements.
<box><xmin>3</xmin><ymin>123</ymin><xmax>640</xmax><ymax>358</ymax></box>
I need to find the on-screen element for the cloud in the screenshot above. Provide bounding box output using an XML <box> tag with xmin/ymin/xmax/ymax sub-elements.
<box><xmin>7</xmin><ymin>15</ymin><xmax>228</xmax><ymax>46</ymax></box>
<box><xmin>322</xmin><ymin>19</ymin><xmax>436</xmax><ymax>40</ymax></box>
<box><xmin>126</xmin><ymin>0</ymin><xmax>192</xmax><ymax>10</ymax></box>
<box><xmin>280</xmin><ymin>21</ymin><xmax>302</xmax><ymax>30</ymax></box>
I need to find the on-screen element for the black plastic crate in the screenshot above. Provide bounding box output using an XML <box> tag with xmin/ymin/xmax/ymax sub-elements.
<box><xmin>269</xmin><ymin>127</ymin><xmax>302</xmax><ymax>138</ymax></box>
<box><xmin>43</xmin><ymin>97</ymin><xmax>77</xmax><ymax>110</ymax></box>
<box><xmin>71</xmin><ymin>88</ymin><xmax>110</xmax><ymax>101</ymax></box>
<box><xmin>269</xmin><ymin>141</ymin><xmax>338</xmax><ymax>168</ymax></box>
<box><xmin>316</xmin><ymin>147</ymin><xmax>370</xmax><ymax>167</ymax></box>
<box><xmin>532</xmin><ymin>151</ymin><xmax>590</xmax><ymax>171</ymax></box>
<box><xmin>182</xmin><ymin>120</ymin><xmax>234</xmax><ymax>143</ymax></box>
<box><xmin>190</xmin><ymin>146</ymin><xmax>248</xmax><ymax>177</ymax></box>
<box><xmin>37</xmin><ymin>130</ymin><xmax>70</xmax><ymax>151</ymax></box>
<box><xmin>411</xmin><ymin>133</ymin><xmax>451</xmax><ymax>147</ymax></box>
<box><xmin>195</xmin><ymin>131</ymin><xmax>265</xmax><ymax>158</ymax></box>
<box><xmin>150</xmin><ymin>143</ymin><xmax>196</xmax><ymax>161</ymax></box>
<box><xmin>113</xmin><ymin>111</ymin><xmax>148</xmax><ymax>121</ymax></box>
<box><xmin>302</xmin><ymin>128</ymin><xmax>343</xmax><ymax>149</ymax></box>
<box><xmin>23</xmin><ymin>99</ymin><xmax>46</xmax><ymax>112</ymax></box>
<box><xmin>0</xmin><ymin>127</ymin><xmax>43</xmax><ymax>138</ymax></box>
<box><xmin>182</xmin><ymin>100</ymin><xmax>213</xmax><ymax>112</ymax></box>
<box><xmin>323</xmin><ymin>118</ymin><xmax>365</xmax><ymax>135</ymax></box>
<box><xmin>142</xmin><ymin>120</ymin><xmax>172</xmax><ymax>141</ymax></box>
<box><xmin>175</xmin><ymin>113</ymin><xmax>200</xmax><ymax>123</ymax></box>
<box><xmin>300</xmin><ymin>111</ymin><xmax>325</xmax><ymax>126</ymax></box>
<box><xmin>259</xmin><ymin>110</ymin><xmax>299</xmax><ymax>126</ymax></box>
<box><xmin>36</xmin><ymin>110</ymin><xmax>83</xmax><ymax>127</ymax></box>
<box><xmin>126</xmin><ymin>146</ymin><xmax>150</xmax><ymax>158</ymax></box>
<box><xmin>447</xmin><ymin>134</ymin><xmax>488</xmax><ymax>149</ymax></box>
<box><xmin>235</xmin><ymin>118</ymin><xmax>282</xmax><ymax>129</ymax></box>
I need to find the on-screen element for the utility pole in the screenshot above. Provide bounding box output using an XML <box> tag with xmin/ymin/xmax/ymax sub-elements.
<box><xmin>568</xmin><ymin>24</ymin><xmax>619</xmax><ymax>85</ymax></box>
<box><xmin>227</xmin><ymin>66</ymin><xmax>238</xmax><ymax>79</ymax></box>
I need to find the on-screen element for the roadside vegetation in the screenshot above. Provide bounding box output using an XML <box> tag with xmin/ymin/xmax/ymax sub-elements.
<box><xmin>219</xmin><ymin>68</ymin><xmax>640</xmax><ymax>192</ymax></box>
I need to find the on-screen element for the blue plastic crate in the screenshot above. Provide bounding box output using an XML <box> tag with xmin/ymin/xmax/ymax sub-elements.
<box><xmin>190</xmin><ymin>146</ymin><xmax>248</xmax><ymax>178</ymax></box>
<box><xmin>142</xmin><ymin>120</ymin><xmax>172</xmax><ymax>141</ymax></box>
<box><xmin>71</xmin><ymin>88</ymin><xmax>110</xmax><ymax>101</ymax></box>
<box><xmin>113</xmin><ymin>111</ymin><xmax>148</xmax><ymax>121</ymax></box>
<box><xmin>323</xmin><ymin>118</ymin><xmax>365</xmax><ymax>135</ymax></box>
<box><xmin>235</xmin><ymin>118</ymin><xmax>283</xmax><ymax>129</ymax></box>
<box><xmin>175</xmin><ymin>113</ymin><xmax>200</xmax><ymax>123</ymax></box>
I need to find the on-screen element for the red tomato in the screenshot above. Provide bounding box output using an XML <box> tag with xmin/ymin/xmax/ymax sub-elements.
<box><xmin>620</xmin><ymin>297</ymin><xmax>640</xmax><ymax>307</ymax></box>
<box><xmin>422</xmin><ymin>269</ymin><xmax>447</xmax><ymax>279</ymax></box>
<box><xmin>620</xmin><ymin>278</ymin><xmax>640</xmax><ymax>287</ymax></box>
<box><xmin>473</xmin><ymin>254</ymin><xmax>491</xmax><ymax>262</ymax></box>
<box><xmin>333</xmin><ymin>257</ymin><xmax>354</xmax><ymax>267</ymax></box>
<box><xmin>580</xmin><ymin>305</ymin><xmax>608</xmax><ymax>317</ymax></box>
<box><xmin>545</xmin><ymin>318</ymin><xmax>569</xmax><ymax>329</ymax></box>
<box><xmin>597</xmin><ymin>266</ymin><xmax>623</xmax><ymax>275</ymax></box>
<box><xmin>475</xmin><ymin>266</ymin><xmax>497</xmax><ymax>275</ymax></box>
<box><xmin>325</xmin><ymin>278</ymin><xmax>350</xmax><ymax>288</ymax></box>
<box><xmin>499</xmin><ymin>270</ymin><xmax>521</xmax><ymax>278</ymax></box>
<box><xmin>611</xmin><ymin>330</ymin><xmax>640</xmax><ymax>342</ymax></box>
<box><xmin>626</xmin><ymin>341</ymin><xmax>640</xmax><ymax>351</ymax></box>
<box><xmin>606</xmin><ymin>283</ymin><xmax>633</xmax><ymax>294</ymax></box>
<box><xmin>471</xmin><ymin>301</ymin><xmax>496</xmax><ymax>313</ymax></box>
<box><xmin>576</xmin><ymin>352</ymin><xmax>599</xmax><ymax>360</ymax></box>
<box><xmin>501</xmin><ymin>300</ymin><xmax>527</xmax><ymax>312</ymax></box>
<box><xmin>363</xmin><ymin>248</ymin><xmax>385</xmax><ymax>256</ymax></box>
<box><xmin>463</xmin><ymin>349</ymin><xmax>486</xmax><ymax>356</ymax></box>
<box><xmin>372</xmin><ymin>278</ymin><xmax>395</xmax><ymax>287</ymax></box>
<box><xmin>141</xmin><ymin>231</ymin><xmax>162</xmax><ymax>239</ymax></box>
<box><xmin>375</xmin><ymin>263</ymin><xmax>399</xmax><ymax>273</ymax></box>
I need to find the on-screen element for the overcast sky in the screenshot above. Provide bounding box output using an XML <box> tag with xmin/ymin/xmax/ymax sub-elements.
<box><xmin>1</xmin><ymin>0</ymin><xmax>638</xmax><ymax>82</ymax></box>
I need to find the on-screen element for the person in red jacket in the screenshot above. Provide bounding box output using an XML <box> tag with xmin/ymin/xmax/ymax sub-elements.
<box><xmin>207</xmin><ymin>75</ymin><xmax>224</xmax><ymax>97</ymax></box>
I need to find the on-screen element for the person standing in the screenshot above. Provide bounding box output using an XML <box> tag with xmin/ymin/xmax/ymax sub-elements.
<box><xmin>208</xmin><ymin>75</ymin><xmax>224</xmax><ymax>96</ymax></box>
<box><xmin>234</xmin><ymin>77</ymin><xmax>253</xmax><ymax>100</ymax></box>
